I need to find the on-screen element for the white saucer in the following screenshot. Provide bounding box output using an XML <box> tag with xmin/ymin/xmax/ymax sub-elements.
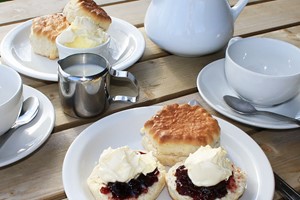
<box><xmin>197</xmin><ymin>59</ymin><xmax>300</xmax><ymax>129</ymax></box>
<box><xmin>0</xmin><ymin>85</ymin><xmax>55</xmax><ymax>167</ymax></box>
<box><xmin>0</xmin><ymin>17</ymin><xmax>145</xmax><ymax>82</ymax></box>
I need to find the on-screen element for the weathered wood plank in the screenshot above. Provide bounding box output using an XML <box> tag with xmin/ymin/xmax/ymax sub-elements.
<box><xmin>252</xmin><ymin>128</ymin><xmax>300</xmax><ymax>198</ymax></box>
<box><xmin>0</xmin><ymin>126</ymin><xmax>86</xmax><ymax>200</ymax></box>
<box><xmin>0</xmin><ymin>0</ymin><xmax>136</xmax><ymax>25</ymax></box>
<box><xmin>234</xmin><ymin>0</ymin><xmax>300</xmax><ymax>36</ymax></box>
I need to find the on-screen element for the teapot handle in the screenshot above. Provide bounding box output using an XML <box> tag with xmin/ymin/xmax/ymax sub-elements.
<box><xmin>231</xmin><ymin>0</ymin><xmax>248</xmax><ymax>21</ymax></box>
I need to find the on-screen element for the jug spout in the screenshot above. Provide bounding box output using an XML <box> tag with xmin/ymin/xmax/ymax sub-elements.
<box><xmin>231</xmin><ymin>0</ymin><xmax>248</xmax><ymax>21</ymax></box>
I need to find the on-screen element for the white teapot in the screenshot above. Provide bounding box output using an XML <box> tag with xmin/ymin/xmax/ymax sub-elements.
<box><xmin>144</xmin><ymin>0</ymin><xmax>248</xmax><ymax>57</ymax></box>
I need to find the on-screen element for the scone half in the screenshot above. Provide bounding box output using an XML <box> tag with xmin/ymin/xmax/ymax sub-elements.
<box><xmin>63</xmin><ymin>0</ymin><xmax>111</xmax><ymax>30</ymax></box>
<box><xmin>87</xmin><ymin>162</ymin><xmax>166</xmax><ymax>200</ymax></box>
<box><xmin>166</xmin><ymin>162</ymin><xmax>247</xmax><ymax>200</ymax></box>
<box><xmin>87</xmin><ymin>146</ymin><xmax>166</xmax><ymax>200</ymax></box>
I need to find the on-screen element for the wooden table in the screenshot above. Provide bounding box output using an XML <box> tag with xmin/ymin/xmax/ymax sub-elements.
<box><xmin>0</xmin><ymin>0</ymin><xmax>299</xmax><ymax>199</ymax></box>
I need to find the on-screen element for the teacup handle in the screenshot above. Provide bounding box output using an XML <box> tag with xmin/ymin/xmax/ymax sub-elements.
<box><xmin>109</xmin><ymin>69</ymin><xmax>139</xmax><ymax>103</ymax></box>
<box><xmin>231</xmin><ymin>0</ymin><xmax>248</xmax><ymax>21</ymax></box>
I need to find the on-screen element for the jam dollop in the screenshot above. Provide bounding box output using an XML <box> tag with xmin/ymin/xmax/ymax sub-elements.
<box><xmin>100</xmin><ymin>168</ymin><xmax>159</xmax><ymax>199</ymax></box>
<box><xmin>175</xmin><ymin>165</ymin><xmax>235</xmax><ymax>200</ymax></box>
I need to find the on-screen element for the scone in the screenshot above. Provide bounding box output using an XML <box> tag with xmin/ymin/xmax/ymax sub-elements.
<box><xmin>141</xmin><ymin>103</ymin><xmax>220</xmax><ymax>166</ymax></box>
<box><xmin>29</xmin><ymin>13</ymin><xmax>69</xmax><ymax>59</ymax></box>
<box><xmin>166</xmin><ymin>146</ymin><xmax>247</xmax><ymax>200</ymax></box>
<box><xmin>63</xmin><ymin>0</ymin><xmax>111</xmax><ymax>30</ymax></box>
<box><xmin>87</xmin><ymin>146</ymin><xmax>166</xmax><ymax>200</ymax></box>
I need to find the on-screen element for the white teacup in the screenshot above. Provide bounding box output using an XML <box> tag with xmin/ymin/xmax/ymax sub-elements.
<box><xmin>224</xmin><ymin>37</ymin><xmax>300</xmax><ymax>107</ymax></box>
<box><xmin>0</xmin><ymin>65</ymin><xmax>23</xmax><ymax>136</ymax></box>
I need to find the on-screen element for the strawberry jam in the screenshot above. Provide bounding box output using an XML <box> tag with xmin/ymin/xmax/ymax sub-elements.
<box><xmin>100</xmin><ymin>168</ymin><xmax>159</xmax><ymax>199</ymax></box>
<box><xmin>175</xmin><ymin>165</ymin><xmax>234</xmax><ymax>200</ymax></box>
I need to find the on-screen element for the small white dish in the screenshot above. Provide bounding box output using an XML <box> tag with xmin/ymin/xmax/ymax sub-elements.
<box><xmin>197</xmin><ymin>58</ymin><xmax>300</xmax><ymax>129</ymax></box>
<box><xmin>0</xmin><ymin>85</ymin><xmax>55</xmax><ymax>167</ymax></box>
<box><xmin>63</xmin><ymin>106</ymin><xmax>274</xmax><ymax>200</ymax></box>
<box><xmin>56</xmin><ymin>31</ymin><xmax>111</xmax><ymax>60</ymax></box>
<box><xmin>55</xmin><ymin>16</ymin><xmax>111</xmax><ymax>60</ymax></box>
<box><xmin>0</xmin><ymin>17</ymin><xmax>145</xmax><ymax>82</ymax></box>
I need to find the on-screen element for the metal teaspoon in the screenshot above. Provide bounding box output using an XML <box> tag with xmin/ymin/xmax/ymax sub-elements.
<box><xmin>223</xmin><ymin>95</ymin><xmax>300</xmax><ymax>126</ymax></box>
<box><xmin>0</xmin><ymin>96</ymin><xmax>39</xmax><ymax>148</ymax></box>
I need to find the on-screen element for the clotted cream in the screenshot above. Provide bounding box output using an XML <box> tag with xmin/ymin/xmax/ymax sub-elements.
<box><xmin>184</xmin><ymin>145</ymin><xmax>233</xmax><ymax>187</ymax></box>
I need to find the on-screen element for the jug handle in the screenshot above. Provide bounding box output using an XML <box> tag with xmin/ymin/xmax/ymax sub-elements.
<box><xmin>109</xmin><ymin>69</ymin><xmax>139</xmax><ymax>103</ymax></box>
<box><xmin>231</xmin><ymin>0</ymin><xmax>248</xmax><ymax>22</ymax></box>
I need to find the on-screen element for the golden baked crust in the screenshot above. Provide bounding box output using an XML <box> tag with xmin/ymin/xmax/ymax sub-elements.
<box><xmin>29</xmin><ymin>13</ymin><xmax>69</xmax><ymax>59</ymax></box>
<box><xmin>141</xmin><ymin>104</ymin><xmax>220</xmax><ymax>166</ymax></box>
<box><xmin>31</xmin><ymin>13</ymin><xmax>69</xmax><ymax>43</ymax></box>
<box><xmin>63</xmin><ymin>0</ymin><xmax>112</xmax><ymax>30</ymax></box>
<box><xmin>144</xmin><ymin>104</ymin><xmax>220</xmax><ymax>146</ymax></box>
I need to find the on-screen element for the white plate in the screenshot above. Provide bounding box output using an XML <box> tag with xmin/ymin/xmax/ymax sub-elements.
<box><xmin>0</xmin><ymin>85</ymin><xmax>55</xmax><ymax>167</ymax></box>
<box><xmin>197</xmin><ymin>59</ymin><xmax>300</xmax><ymax>129</ymax></box>
<box><xmin>63</xmin><ymin>106</ymin><xmax>274</xmax><ymax>200</ymax></box>
<box><xmin>0</xmin><ymin>17</ymin><xmax>145</xmax><ymax>82</ymax></box>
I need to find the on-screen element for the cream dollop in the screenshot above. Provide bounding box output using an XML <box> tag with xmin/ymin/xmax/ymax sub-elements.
<box><xmin>184</xmin><ymin>145</ymin><xmax>233</xmax><ymax>187</ymax></box>
<box><xmin>58</xmin><ymin>16</ymin><xmax>108</xmax><ymax>48</ymax></box>
<box><xmin>92</xmin><ymin>146</ymin><xmax>157</xmax><ymax>183</ymax></box>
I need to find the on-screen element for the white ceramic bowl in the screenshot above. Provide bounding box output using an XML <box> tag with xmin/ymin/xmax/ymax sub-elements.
<box><xmin>56</xmin><ymin>33</ymin><xmax>111</xmax><ymax>60</ymax></box>
<box><xmin>224</xmin><ymin>37</ymin><xmax>300</xmax><ymax>107</ymax></box>
<box><xmin>0</xmin><ymin>64</ymin><xmax>23</xmax><ymax>136</ymax></box>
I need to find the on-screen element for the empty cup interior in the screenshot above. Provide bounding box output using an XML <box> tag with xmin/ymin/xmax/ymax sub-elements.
<box><xmin>227</xmin><ymin>38</ymin><xmax>300</xmax><ymax>76</ymax></box>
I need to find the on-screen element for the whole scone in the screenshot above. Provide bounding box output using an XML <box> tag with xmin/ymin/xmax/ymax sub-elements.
<box><xmin>141</xmin><ymin>103</ymin><xmax>220</xmax><ymax>166</ymax></box>
<box><xmin>63</xmin><ymin>0</ymin><xmax>111</xmax><ymax>30</ymax></box>
<box><xmin>87</xmin><ymin>146</ymin><xmax>166</xmax><ymax>200</ymax></box>
<box><xmin>29</xmin><ymin>13</ymin><xmax>69</xmax><ymax>59</ymax></box>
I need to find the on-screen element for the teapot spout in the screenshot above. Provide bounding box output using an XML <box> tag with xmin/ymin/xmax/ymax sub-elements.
<box><xmin>231</xmin><ymin>0</ymin><xmax>248</xmax><ymax>21</ymax></box>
